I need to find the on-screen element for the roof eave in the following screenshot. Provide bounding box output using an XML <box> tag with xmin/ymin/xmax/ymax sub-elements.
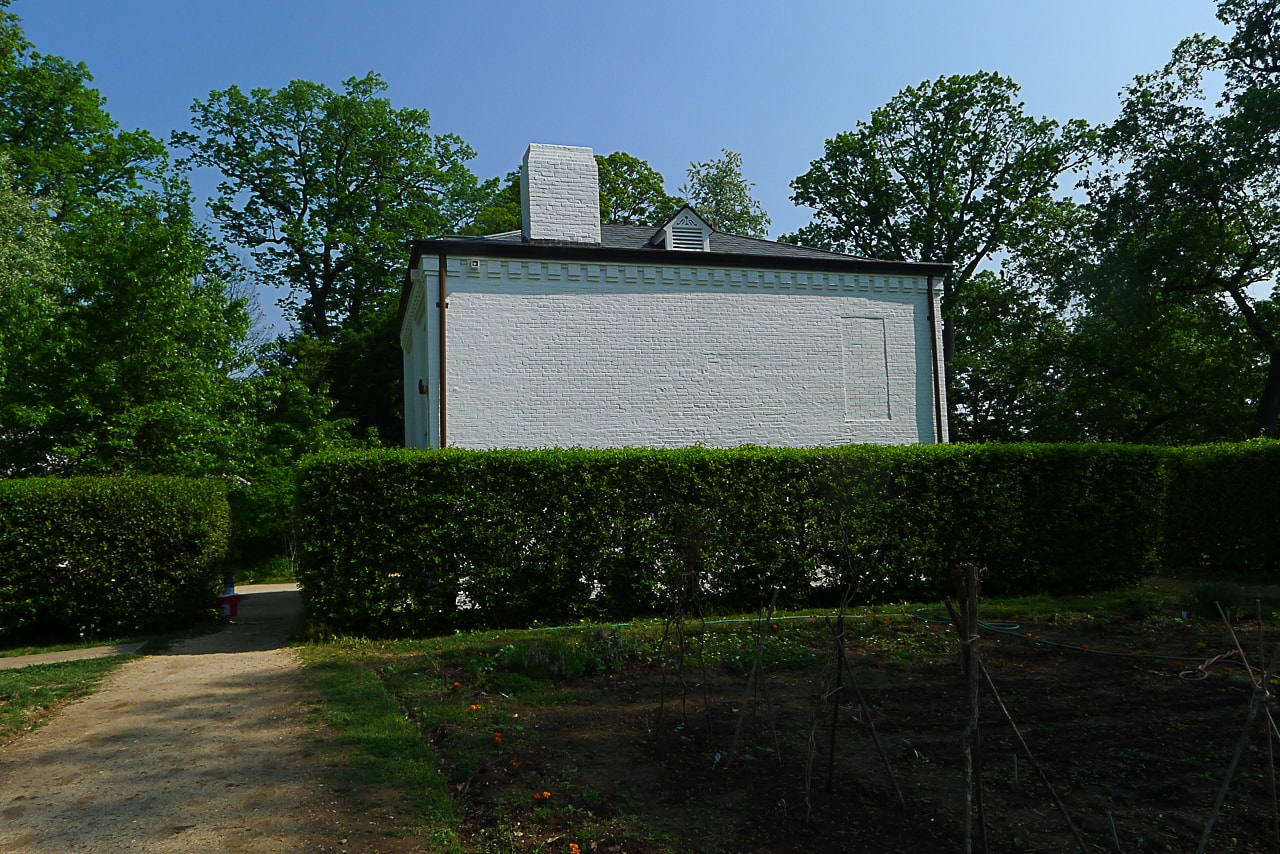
<box><xmin>399</xmin><ymin>237</ymin><xmax>954</xmax><ymax>333</ymax></box>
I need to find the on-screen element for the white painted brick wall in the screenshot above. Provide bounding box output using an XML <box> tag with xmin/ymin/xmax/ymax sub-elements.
<box><xmin>521</xmin><ymin>144</ymin><xmax>601</xmax><ymax>244</ymax></box>
<box><xmin>403</xmin><ymin>256</ymin><xmax>948</xmax><ymax>448</ymax></box>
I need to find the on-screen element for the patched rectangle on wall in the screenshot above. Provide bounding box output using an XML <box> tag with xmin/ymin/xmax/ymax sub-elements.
<box><xmin>841</xmin><ymin>316</ymin><xmax>890</xmax><ymax>421</ymax></box>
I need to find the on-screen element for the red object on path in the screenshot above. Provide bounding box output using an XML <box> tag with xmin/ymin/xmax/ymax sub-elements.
<box><xmin>217</xmin><ymin>593</ymin><xmax>238</xmax><ymax>618</ymax></box>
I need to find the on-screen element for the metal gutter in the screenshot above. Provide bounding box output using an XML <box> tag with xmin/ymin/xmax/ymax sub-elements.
<box><xmin>927</xmin><ymin>275</ymin><xmax>945</xmax><ymax>444</ymax></box>
<box><xmin>437</xmin><ymin>254</ymin><xmax>447</xmax><ymax>448</ymax></box>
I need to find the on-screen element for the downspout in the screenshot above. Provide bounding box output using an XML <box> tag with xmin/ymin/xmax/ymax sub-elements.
<box><xmin>437</xmin><ymin>254</ymin><xmax>448</xmax><ymax>448</ymax></box>
<box><xmin>927</xmin><ymin>275</ymin><xmax>945</xmax><ymax>444</ymax></box>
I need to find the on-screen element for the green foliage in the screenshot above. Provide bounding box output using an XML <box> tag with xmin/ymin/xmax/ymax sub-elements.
<box><xmin>47</xmin><ymin>178</ymin><xmax>252</xmax><ymax>476</ymax></box>
<box><xmin>174</xmin><ymin>71</ymin><xmax>491</xmax><ymax>444</ymax></box>
<box><xmin>1162</xmin><ymin>440</ymin><xmax>1280</xmax><ymax>577</ymax></box>
<box><xmin>0</xmin><ymin>154</ymin><xmax>62</xmax><ymax>459</ymax></box>
<box><xmin>679</xmin><ymin>148</ymin><xmax>770</xmax><ymax>238</ymax></box>
<box><xmin>788</xmin><ymin>72</ymin><xmax>1089</xmax><ymax>276</ymax></box>
<box><xmin>0</xmin><ymin>477</ymin><xmax>230</xmax><ymax>642</ymax></box>
<box><xmin>174</xmin><ymin>72</ymin><xmax>490</xmax><ymax>341</ymax></box>
<box><xmin>463</xmin><ymin>169</ymin><xmax>522</xmax><ymax>235</ymax></box>
<box><xmin>1081</xmin><ymin>1</ymin><xmax>1280</xmax><ymax>438</ymax></box>
<box><xmin>220</xmin><ymin>339</ymin><xmax>367</xmax><ymax>564</ymax></box>
<box><xmin>786</xmin><ymin>72</ymin><xmax>1092</xmax><ymax>438</ymax></box>
<box><xmin>0</xmin><ymin>9</ymin><xmax>166</xmax><ymax>222</ymax></box>
<box><xmin>0</xmin><ymin>11</ymin><xmax>253</xmax><ymax>479</ymax></box>
<box><xmin>295</xmin><ymin>445</ymin><xmax>1169</xmax><ymax>637</ymax></box>
<box><xmin>594</xmin><ymin>151</ymin><xmax>680</xmax><ymax>226</ymax></box>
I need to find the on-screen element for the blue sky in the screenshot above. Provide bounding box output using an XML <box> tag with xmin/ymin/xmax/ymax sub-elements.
<box><xmin>13</xmin><ymin>1</ymin><xmax>1225</xmax><ymax>326</ymax></box>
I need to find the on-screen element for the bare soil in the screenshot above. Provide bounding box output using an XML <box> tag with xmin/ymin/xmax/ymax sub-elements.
<box><xmin>441</xmin><ymin>610</ymin><xmax>1280</xmax><ymax>852</ymax></box>
<box><xmin>0</xmin><ymin>586</ymin><xmax>411</xmax><ymax>853</ymax></box>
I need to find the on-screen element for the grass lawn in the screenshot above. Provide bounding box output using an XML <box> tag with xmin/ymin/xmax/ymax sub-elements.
<box><xmin>0</xmin><ymin>656</ymin><xmax>137</xmax><ymax>747</ymax></box>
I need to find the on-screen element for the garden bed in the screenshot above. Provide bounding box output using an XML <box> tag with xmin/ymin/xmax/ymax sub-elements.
<box><xmin>330</xmin><ymin>591</ymin><xmax>1280</xmax><ymax>852</ymax></box>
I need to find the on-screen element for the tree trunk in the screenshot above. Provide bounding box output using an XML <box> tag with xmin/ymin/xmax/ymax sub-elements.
<box><xmin>1225</xmin><ymin>286</ymin><xmax>1280</xmax><ymax>438</ymax></box>
<box><xmin>1250</xmin><ymin>351</ymin><xmax>1280</xmax><ymax>438</ymax></box>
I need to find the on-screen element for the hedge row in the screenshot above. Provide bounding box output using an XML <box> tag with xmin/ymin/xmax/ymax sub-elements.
<box><xmin>1162</xmin><ymin>442</ymin><xmax>1280</xmax><ymax>576</ymax></box>
<box><xmin>296</xmin><ymin>444</ymin><xmax>1171</xmax><ymax>636</ymax></box>
<box><xmin>0</xmin><ymin>477</ymin><xmax>230</xmax><ymax>642</ymax></box>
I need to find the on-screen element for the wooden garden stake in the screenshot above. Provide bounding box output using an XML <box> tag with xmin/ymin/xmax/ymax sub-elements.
<box><xmin>979</xmin><ymin>661</ymin><xmax>1089</xmax><ymax>853</ymax></box>
<box><xmin>1196</xmin><ymin>624</ymin><xmax>1280</xmax><ymax>854</ymax></box>
<box><xmin>827</xmin><ymin>611</ymin><xmax>845</xmax><ymax>790</ymax></box>
<box><xmin>727</xmin><ymin>590</ymin><xmax>781</xmax><ymax>768</ymax></box>
<box><xmin>827</xmin><ymin>616</ymin><xmax>906</xmax><ymax>809</ymax></box>
<box><xmin>946</xmin><ymin>562</ymin><xmax>987</xmax><ymax>854</ymax></box>
<box><xmin>1260</xmin><ymin>600</ymin><xmax>1280</xmax><ymax>849</ymax></box>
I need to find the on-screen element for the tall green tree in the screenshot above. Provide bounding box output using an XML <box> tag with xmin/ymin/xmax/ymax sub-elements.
<box><xmin>46</xmin><ymin>178</ymin><xmax>253</xmax><ymax>474</ymax></box>
<box><xmin>174</xmin><ymin>73</ymin><xmax>495</xmax><ymax>442</ymax></box>
<box><xmin>596</xmin><ymin>151</ymin><xmax>680</xmax><ymax>226</ymax></box>
<box><xmin>0</xmin><ymin>154</ymin><xmax>62</xmax><ymax>465</ymax></box>
<box><xmin>174</xmin><ymin>73</ymin><xmax>491</xmax><ymax>340</ymax></box>
<box><xmin>679</xmin><ymin>149</ymin><xmax>770</xmax><ymax>238</ymax></box>
<box><xmin>1082</xmin><ymin>0</ymin><xmax>1280</xmax><ymax>437</ymax></box>
<box><xmin>0</xmin><ymin>7</ymin><xmax>253</xmax><ymax>477</ymax></box>
<box><xmin>0</xmin><ymin>3</ymin><xmax>164</xmax><ymax>221</ymax></box>
<box><xmin>787</xmin><ymin>72</ymin><xmax>1091</xmax><ymax>437</ymax></box>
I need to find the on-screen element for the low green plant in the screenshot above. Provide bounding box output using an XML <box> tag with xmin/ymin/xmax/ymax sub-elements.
<box><xmin>1190</xmin><ymin>582</ymin><xmax>1248</xmax><ymax>620</ymax></box>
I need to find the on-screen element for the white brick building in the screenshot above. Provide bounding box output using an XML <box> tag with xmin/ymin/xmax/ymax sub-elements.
<box><xmin>399</xmin><ymin>143</ymin><xmax>950</xmax><ymax>449</ymax></box>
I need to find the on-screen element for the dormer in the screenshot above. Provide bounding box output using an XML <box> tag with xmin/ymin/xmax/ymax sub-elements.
<box><xmin>651</xmin><ymin>205</ymin><xmax>713</xmax><ymax>251</ymax></box>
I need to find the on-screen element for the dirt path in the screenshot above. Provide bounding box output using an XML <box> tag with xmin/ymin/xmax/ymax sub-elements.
<box><xmin>0</xmin><ymin>586</ymin><xmax>367</xmax><ymax>853</ymax></box>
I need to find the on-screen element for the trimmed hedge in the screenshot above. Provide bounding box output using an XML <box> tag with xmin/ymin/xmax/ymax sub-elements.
<box><xmin>296</xmin><ymin>444</ymin><xmax>1168</xmax><ymax>637</ymax></box>
<box><xmin>1161</xmin><ymin>440</ymin><xmax>1280</xmax><ymax>576</ymax></box>
<box><xmin>0</xmin><ymin>477</ymin><xmax>230</xmax><ymax>642</ymax></box>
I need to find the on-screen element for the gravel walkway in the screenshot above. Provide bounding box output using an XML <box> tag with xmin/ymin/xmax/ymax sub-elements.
<box><xmin>0</xmin><ymin>585</ymin><xmax>360</xmax><ymax>853</ymax></box>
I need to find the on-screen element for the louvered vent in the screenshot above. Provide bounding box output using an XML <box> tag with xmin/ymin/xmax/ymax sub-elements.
<box><xmin>654</xmin><ymin>206</ymin><xmax>712</xmax><ymax>251</ymax></box>
<box><xmin>671</xmin><ymin>225</ymin><xmax>705</xmax><ymax>250</ymax></box>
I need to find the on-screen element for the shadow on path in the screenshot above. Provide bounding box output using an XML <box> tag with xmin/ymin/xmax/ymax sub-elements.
<box><xmin>160</xmin><ymin>585</ymin><xmax>302</xmax><ymax>656</ymax></box>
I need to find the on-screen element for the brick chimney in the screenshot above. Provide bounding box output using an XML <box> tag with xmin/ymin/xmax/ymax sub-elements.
<box><xmin>521</xmin><ymin>144</ymin><xmax>600</xmax><ymax>244</ymax></box>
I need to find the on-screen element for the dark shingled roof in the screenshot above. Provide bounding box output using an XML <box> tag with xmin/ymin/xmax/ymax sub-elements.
<box><xmin>401</xmin><ymin>223</ymin><xmax>952</xmax><ymax>326</ymax></box>
<box><xmin>455</xmin><ymin>223</ymin><xmax>893</xmax><ymax>263</ymax></box>
<box><xmin>409</xmin><ymin>224</ymin><xmax>950</xmax><ymax>275</ymax></box>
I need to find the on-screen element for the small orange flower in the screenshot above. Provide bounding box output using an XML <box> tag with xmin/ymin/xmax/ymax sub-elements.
<box><xmin>1175</xmin><ymin>661</ymin><xmax>1184</xmax><ymax>668</ymax></box>
<box><xmin>543</xmin><ymin>790</ymin><xmax>551</xmax><ymax>799</ymax></box>
<box><xmin>570</xmin><ymin>845</ymin><xmax>581</xmax><ymax>854</ymax></box>
<box><xmin>453</xmin><ymin>681</ymin><xmax>462</xmax><ymax>687</ymax></box>
<box><xmin>533</xmin><ymin>791</ymin><xmax>542</xmax><ymax>800</ymax></box>
<box><xmin>467</xmin><ymin>704</ymin><xmax>482</xmax><ymax>712</ymax></box>
<box><xmin>509</xmin><ymin>759</ymin><xmax>521</xmax><ymax>767</ymax></box>
<box><xmin>493</xmin><ymin>731</ymin><xmax>503</xmax><ymax>744</ymax></box>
